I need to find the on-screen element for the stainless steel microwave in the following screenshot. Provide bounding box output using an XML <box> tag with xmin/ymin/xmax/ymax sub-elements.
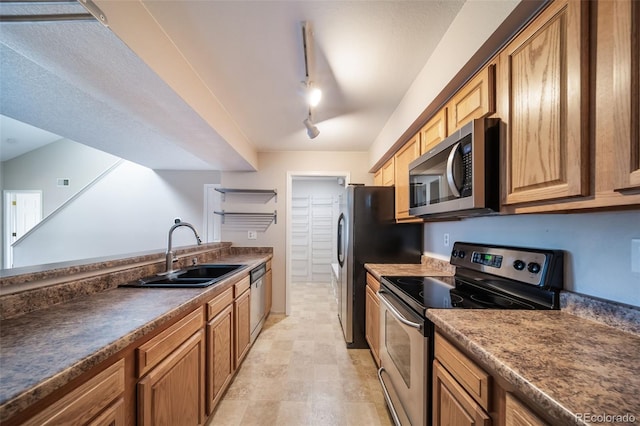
<box><xmin>408</xmin><ymin>118</ymin><xmax>500</xmax><ymax>219</ymax></box>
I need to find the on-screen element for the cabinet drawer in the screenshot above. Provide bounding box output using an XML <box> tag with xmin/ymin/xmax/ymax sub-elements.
<box><xmin>505</xmin><ymin>393</ymin><xmax>548</xmax><ymax>426</ymax></box>
<box><xmin>137</xmin><ymin>308</ymin><xmax>204</xmax><ymax>377</ymax></box>
<box><xmin>234</xmin><ymin>275</ymin><xmax>250</xmax><ymax>297</ymax></box>
<box><xmin>435</xmin><ymin>332</ymin><xmax>490</xmax><ymax>410</ymax></box>
<box><xmin>207</xmin><ymin>287</ymin><xmax>234</xmax><ymax>320</ymax></box>
<box><xmin>24</xmin><ymin>359</ymin><xmax>125</xmax><ymax>426</ymax></box>
<box><xmin>366</xmin><ymin>272</ymin><xmax>380</xmax><ymax>293</ymax></box>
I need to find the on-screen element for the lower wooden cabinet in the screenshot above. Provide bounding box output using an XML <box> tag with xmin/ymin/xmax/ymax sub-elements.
<box><xmin>365</xmin><ymin>273</ymin><xmax>380</xmax><ymax>366</ymax></box>
<box><xmin>433</xmin><ymin>360</ymin><xmax>491</xmax><ymax>426</ymax></box>
<box><xmin>23</xmin><ymin>359</ymin><xmax>125</xmax><ymax>426</ymax></box>
<box><xmin>138</xmin><ymin>329</ymin><xmax>206</xmax><ymax>426</ymax></box>
<box><xmin>505</xmin><ymin>393</ymin><xmax>547</xmax><ymax>426</ymax></box>
<box><xmin>234</xmin><ymin>288</ymin><xmax>251</xmax><ymax>368</ymax></box>
<box><xmin>206</xmin><ymin>304</ymin><xmax>234</xmax><ymax>415</ymax></box>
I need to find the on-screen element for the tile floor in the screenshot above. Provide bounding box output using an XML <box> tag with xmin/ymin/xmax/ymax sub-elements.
<box><xmin>209</xmin><ymin>281</ymin><xmax>393</xmax><ymax>426</ymax></box>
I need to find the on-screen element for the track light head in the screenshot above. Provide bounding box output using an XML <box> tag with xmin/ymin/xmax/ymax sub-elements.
<box><xmin>303</xmin><ymin>117</ymin><xmax>320</xmax><ymax>139</ymax></box>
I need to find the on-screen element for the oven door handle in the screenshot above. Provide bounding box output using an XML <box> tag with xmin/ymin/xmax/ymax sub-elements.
<box><xmin>378</xmin><ymin>290</ymin><xmax>422</xmax><ymax>331</ymax></box>
<box><xmin>377</xmin><ymin>367</ymin><xmax>402</xmax><ymax>426</ymax></box>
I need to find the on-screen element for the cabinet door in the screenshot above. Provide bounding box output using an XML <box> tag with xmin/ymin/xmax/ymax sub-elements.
<box><xmin>138</xmin><ymin>330</ymin><xmax>205</xmax><ymax>426</ymax></box>
<box><xmin>505</xmin><ymin>393</ymin><xmax>548</xmax><ymax>426</ymax></box>
<box><xmin>23</xmin><ymin>359</ymin><xmax>125</xmax><ymax>426</ymax></box>
<box><xmin>381</xmin><ymin>158</ymin><xmax>395</xmax><ymax>186</ymax></box>
<box><xmin>421</xmin><ymin>108</ymin><xmax>448</xmax><ymax>154</ymax></box>
<box><xmin>365</xmin><ymin>284</ymin><xmax>380</xmax><ymax>367</ymax></box>
<box><xmin>265</xmin><ymin>268</ymin><xmax>272</xmax><ymax>317</ymax></box>
<box><xmin>234</xmin><ymin>289</ymin><xmax>251</xmax><ymax>368</ymax></box>
<box><xmin>394</xmin><ymin>135</ymin><xmax>421</xmax><ymax>221</ymax></box>
<box><xmin>433</xmin><ymin>360</ymin><xmax>491</xmax><ymax>426</ymax></box>
<box><xmin>500</xmin><ymin>0</ymin><xmax>589</xmax><ymax>204</ymax></box>
<box><xmin>88</xmin><ymin>398</ymin><xmax>125</xmax><ymax>426</ymax></box>
<box><xmin>447</xmin><ymin>65</ymin><xmax>495</xmax><ymax>133</ymax></box>
<box><xmin>207</xmin><ymin>304</ymin><xmax>234</xmax><ymax>415</ymax></box>
<box><xmin>613</xmin><ymin>0</ymin><xmax>640</xmax><ymax>191</ymax></box>
<box><xmin>374</xmin><ymin>169</ymin><xmax>383</xmax><ymax>186</ymax></box>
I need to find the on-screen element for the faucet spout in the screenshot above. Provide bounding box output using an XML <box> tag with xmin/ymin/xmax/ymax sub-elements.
<box><xmin>164</xmin><ymin>219</ymin><xmax>202</xmax><ymax>274</ymax></box>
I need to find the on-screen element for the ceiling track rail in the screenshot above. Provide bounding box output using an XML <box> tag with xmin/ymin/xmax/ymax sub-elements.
<box><xmin>0</xmin><ymin>13</ymin><xmax>93</xmax><ymax>22</ymax></box>
<box><xmin>0</xmin><ymin>0</ymin><xmax>108</xmax><ymax>26</ymax></box>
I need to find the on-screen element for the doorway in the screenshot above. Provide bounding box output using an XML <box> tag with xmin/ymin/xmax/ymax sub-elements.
<box><xmin>3</xmin><ymin>190</ymin><xmax>43</xmax><ymax>268</ymax></box>
<box><xmin>286</xmin><ymin>172</ymin><xmax>349</xmax><ymax>315</ymax></box>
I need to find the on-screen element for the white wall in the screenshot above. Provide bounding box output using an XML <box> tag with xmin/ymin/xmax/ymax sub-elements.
<box><xmin>221</xmin><ymin>151</ymin><xmax>372</xmax><ymax>314</ymax></box>
<box><xmin>1</xmin><ymin>139</ymin><xmax>121</xmax><ymax>216</ymax></box>
<box><xmin>370</xmin><ymin>0</ymin><xmax>519</xmax><ymax>167</ymax></box>
<box><xmin>12</xmin><ymin>161</ymin><xmax>220</xmax><ymax>267</ymax></box>
<box><xmin>423</xmin><ymin>212</ymin><xmax>640</xmax><ymax>307</ymax></box>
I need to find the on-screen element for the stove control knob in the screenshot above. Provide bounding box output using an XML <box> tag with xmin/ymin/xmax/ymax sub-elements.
<box><xmin>458</xmin><ymin>250</ymin><xmax>466</xmax><ymax>259</ymax></box>
<box><xmin>527</xmin><ymin>262</ymin><xmax>541</xmax><ymax>274</ymax></box>
<box><xmin>451</xmin><ymin>249</ymin><xmax>458</xmax><ymax>258</ymax></box>
<box><xmin>513</xmin><ymin>260</ymin><xmax>526</xmax><ymax>271</ymax></box>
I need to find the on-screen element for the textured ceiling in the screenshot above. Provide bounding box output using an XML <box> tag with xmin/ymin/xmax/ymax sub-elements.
<box><xmin>1</xmin><ymin>1</ymin><xmax>465</xmax><ymax>170</ymax></box>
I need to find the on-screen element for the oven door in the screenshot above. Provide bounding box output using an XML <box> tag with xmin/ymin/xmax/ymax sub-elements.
<box><xmin>378</xmin><ymin>289</ymin><xmax>428</xmax><ymax>426</ymax></box>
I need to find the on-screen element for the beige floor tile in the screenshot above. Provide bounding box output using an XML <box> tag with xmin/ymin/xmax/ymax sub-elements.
<box><xmin>216</xmin><ymin>281</ymin><xmax>390</xmax><ymax>425</ymax></box>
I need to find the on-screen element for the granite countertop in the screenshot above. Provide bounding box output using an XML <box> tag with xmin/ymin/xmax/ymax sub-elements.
<box><xmin>428</xmin><ymin>309</ymin><xmax>640</xmax><ymax>425</ymax></box>
<box><xmin>365</xmin><ymin>259</ymin><xmax>454</xmax><ymax>280</ymax></box>
<box><xmin>0</xmin><ymin>253</ymin><xmax>271</xmax><ymax>422</ymax></box>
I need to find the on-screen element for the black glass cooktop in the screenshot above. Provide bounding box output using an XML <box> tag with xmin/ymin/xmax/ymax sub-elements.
<box><xmin>381</xmin><ymin>275</ymin><xmax>544</xmax><ymax>314</ymax></box>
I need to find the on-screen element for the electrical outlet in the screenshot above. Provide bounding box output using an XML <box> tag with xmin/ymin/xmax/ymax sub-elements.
<box><xmin>443</xmin><ymin>233</ymin><xmax>450</xmax><ymax>247</ymax></box>
<box><xmin>632</xmin><ymin>239</ymin><xmax>640</xmax><ymax>273</ymax></box>
<box><xmin>247</xmin><ymin>230</ymin><xmax>257</xmax><ymax>240</ymax></box>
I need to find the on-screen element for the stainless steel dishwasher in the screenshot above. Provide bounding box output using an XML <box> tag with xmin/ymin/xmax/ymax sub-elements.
<box><xmin>249</xmin><ymin>263</ymin><xmax>267</xmax><ymax>343</ymax></box>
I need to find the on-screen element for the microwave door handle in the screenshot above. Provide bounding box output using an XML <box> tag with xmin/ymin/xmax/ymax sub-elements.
<box><xmin>378</xmin><ymin>291</ymin><xmax>422</xmax><ymax>330</ymax></box>
<box><xmin>446</xmin><ymin>142</ymin><xmax>461</xmax><ymax>198</ymax></box>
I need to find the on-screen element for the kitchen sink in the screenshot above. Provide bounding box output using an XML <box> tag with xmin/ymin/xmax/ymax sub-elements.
<box><xmin>120</xmin><ymin>264</ymin><xmax>247</xmax><ymax>288</ymax></box>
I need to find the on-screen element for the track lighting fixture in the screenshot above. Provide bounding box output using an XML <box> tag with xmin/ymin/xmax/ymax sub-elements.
<box><xmin>303</xmin><ymin>111</ymin><xmax>320</xmax><ymax>139</ymax></box>
<box><xmin>301</xmin><ymin>21</ymin><xmax>321</xmax><ymax>139</ymax></box>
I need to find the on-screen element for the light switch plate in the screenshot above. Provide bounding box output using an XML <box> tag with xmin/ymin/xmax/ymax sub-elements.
<box><xmin>632</xmin><ymin>239</ymin><xmax>640</xmax><ymax>273</ymax></box>
<box><xmin>248</xmin><ymin>230</ymin><xmax>257</xmax><ymax>240</ymax></box>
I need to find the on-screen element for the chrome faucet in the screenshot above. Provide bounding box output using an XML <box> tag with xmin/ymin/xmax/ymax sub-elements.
<box><xmin>164</xmin><ymin>219</ymin><xmax>202</xmax><ymax>274</ymax></box>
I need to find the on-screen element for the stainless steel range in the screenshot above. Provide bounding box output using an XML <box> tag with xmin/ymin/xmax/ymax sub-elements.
<box><xmin>377</xmin><ymin>241</ymin><xmax>564</xmax><ymax>426</ymax></box>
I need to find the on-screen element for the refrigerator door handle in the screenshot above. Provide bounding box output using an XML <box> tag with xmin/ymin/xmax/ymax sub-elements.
<box><xmin>337</xmin><ymin>213</ymin><xmax>345</xmax><ymax>267</ymax></box>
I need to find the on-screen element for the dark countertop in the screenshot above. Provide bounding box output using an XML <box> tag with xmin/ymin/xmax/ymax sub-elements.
<box><xmin>428</xmin><ymin>309</ymin><xmax>640</xmax><ymax>425</ymax></box>
<box><xmin>0</xmin><ymin>253</ymin><xmax>271</xmax><ymax>422</ymax></box>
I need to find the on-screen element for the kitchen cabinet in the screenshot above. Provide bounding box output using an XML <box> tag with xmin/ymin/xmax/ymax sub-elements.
<box><xmin>499</xmin><ymin>0</ymin><xmax>590</xmax><ymax>206</ymax></box>
<box><xmin>21</xmin><ymin>359</ymin><xmax>125</xmax><ymax>426</ymax></box>
<box><xmin>612</xmin><ymin>0</ymin><xmax>640</xmax><ymax>192</ymax></box>
<box><xmin>505</xmin><ymin>393</ymin><xmax>547</xmax><ymax>426</ymax></box>
<box><xmin>447</xmin><ymin>65</ymin><xmax>495</xmax><ymax>134</ymax></box>
<box><xmin>433</xmin><ymin>360</ymin><xmax>491</xmax><ymax>426</ymax></box>
<box><xmin>381</xmin><ymin>157</ymin><xmax>395</xmax><ymax>186</ymax></box>
<box><xmin>374</xmin><ymin>169</ymin><xmax>383</xmax><ymax>186</ymax></box>
<box><xmin>394</xmin><ymin>134</ymin><xmax>421</xmax><ymax>221</ymax></box>
<box><xmin>365</xmin><ymin>273</ymin><xmax>380</xmax><ymax>367</ymax></box>
<box><xmin>420</xmin><ymin>108</ymin><xmax>448</xmax><ymax>154</ymax></box>
<box><xmin>137</xmin><ymin>308</ymin><xmax>206</xmax><ymax>426</ymax></box>
<box><xmin>206</xmin><ymin>287</ymin><xmax>235</xmax><ymax>415</ymax></box>
<box><xmin>433</xmin><ymin>332</ymin><xmax>491</xmax><ymax>426</ymax></box>
<box><xmin>234</xmin><ymin>277</ymin><xmax>251</xmax><ymax>368</ymax></box>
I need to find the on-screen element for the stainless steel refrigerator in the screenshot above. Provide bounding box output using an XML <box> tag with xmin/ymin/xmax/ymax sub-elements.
<box><xmin>336</xmin><ymin>185</ymin><xmax>422</xmax><ymax>348</ymax></box>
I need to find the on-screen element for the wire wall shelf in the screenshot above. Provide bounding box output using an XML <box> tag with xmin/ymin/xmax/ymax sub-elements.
<box><xmin>214</xmin><ymin>210</ymin><xmax>277</xmax><ymax>231</ymax></box>
<box><xmin>214</xmin><ymin>188</ymin><xmax>277</xmax><ymax>203</ymax></box>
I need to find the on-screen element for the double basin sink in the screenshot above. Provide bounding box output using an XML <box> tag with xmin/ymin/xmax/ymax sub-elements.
<box><xmin>121</xmin><ymin>264</ymin><xmax>247</xmax><ymax>288</ymax></box>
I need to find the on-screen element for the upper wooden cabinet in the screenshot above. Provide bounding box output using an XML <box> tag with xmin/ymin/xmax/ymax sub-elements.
<box><xmin>381</xmin><ymin>157</ymin><xmax>395</xmax><ymax>186</ymax></box>
<box><xmin>394</xmin><ymin>134</ymin><xmax>421</xmax><ymax>221</ymax></box>
<box><xmin>499</xmin><ymin>0</ymin><xmax>590</xmax><ymax>205</ymax></box>
<box><xmin>612</xmin><ymin>0</ymin><xmax>640</xmax><ymax>191</ymax></box>
<box><xmin>420</xmin><ymin>108</ymin><xmax>448</xmax><ymax>154</ymax></box>
<box><xmin>447</xmin><ymin>65</ymin><xmax>495</xmax><ymax>133</ymax></box>
<box><xmin>373</xmin><ymin>169</ymin><xmax>383</xmax><ymax>186</ymax></box>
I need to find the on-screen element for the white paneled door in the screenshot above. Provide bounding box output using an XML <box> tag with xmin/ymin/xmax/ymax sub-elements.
<box><xmin>3</xmin><ymin>190</ymin><xmax>42</xmax><ymax>268</ymax></box>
